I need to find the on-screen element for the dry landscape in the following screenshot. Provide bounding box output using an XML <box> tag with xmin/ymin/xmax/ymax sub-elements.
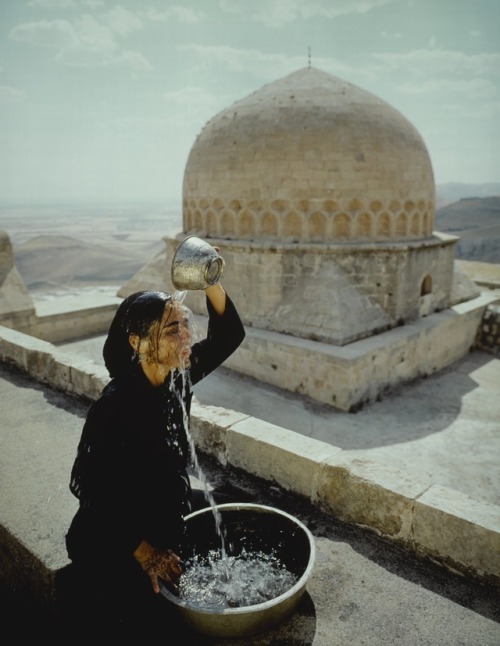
<box><xmin>2</xmin><ymin>202</ymin><xmax>179</xmax><ymax>294</ymax></box>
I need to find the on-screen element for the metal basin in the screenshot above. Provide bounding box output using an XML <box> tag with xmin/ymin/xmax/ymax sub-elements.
<box><xmin>160</xmin><ymin>503</ymin><xmax>316</xmax><ymax>638</ymax></box>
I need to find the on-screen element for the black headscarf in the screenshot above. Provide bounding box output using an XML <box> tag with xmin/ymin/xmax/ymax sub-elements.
<box><xmin>103</xmin><ymin>291</ymin><xmax>173</xmax><ymax>379</ymax></box>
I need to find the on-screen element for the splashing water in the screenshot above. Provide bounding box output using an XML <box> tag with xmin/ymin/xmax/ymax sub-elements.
<box><xmin>177</xmin><ymin>548</ymin><xmax>298</xmax><ymax>610</ymax></box>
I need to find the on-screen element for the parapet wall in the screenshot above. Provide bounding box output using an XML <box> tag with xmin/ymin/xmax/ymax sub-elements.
<box><xmin>0</xmin><ymin>323</ymin><xmax>499</xmax><ymax>587</ymax></box>
<box><xmin>476</xmin><ymin>304</ymin><xmax>500</xmax><ymax>355</ymax></box>
<box><xmin>4</xmin><ymin>302</ymin><xmax>119</xmax><ymax>345</ymax></box>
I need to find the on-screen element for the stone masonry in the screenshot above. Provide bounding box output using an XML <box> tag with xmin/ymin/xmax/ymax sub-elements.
<box><xmin>476</xmin><ymin>304</ymin><xmax>500</xmax><ymax>355</ymax></box>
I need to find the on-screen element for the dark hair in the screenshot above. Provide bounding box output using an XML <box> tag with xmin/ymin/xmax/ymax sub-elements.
<box><xmin>103</xmin><ymin>290</ymin><xmax>173</xmax><ymax>378</ymax></box>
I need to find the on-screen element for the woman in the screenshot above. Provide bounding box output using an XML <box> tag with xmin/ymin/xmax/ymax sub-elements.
<box><xmin>57</xmin><ymin>277</ymin><xmax>245</xmax><ymax>628</ymax></box>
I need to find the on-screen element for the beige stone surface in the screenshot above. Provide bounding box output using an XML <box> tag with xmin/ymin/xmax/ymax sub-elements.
<box><xmin>317</xmin><ymin>454</ymin><xmax>428</xmax><ymax>542</ymax></box>
<box><xmin>226</xmin><ymin>416</ymin><xmax>342</xmax><ymax>500</ymax></box>
<box><xmin>413</xmin><ymin>484</ymin><xmax>500</xmax><ymax>582</ymax></box>
<box><xmin>457</xmin><ymin>259</ymin><xmax>500</xmax><ymax>288</ymax></box>
<box><xmin>183</xmin><ymin>67</ymin><xmax>435</xmax><ymax>244</ymax></box>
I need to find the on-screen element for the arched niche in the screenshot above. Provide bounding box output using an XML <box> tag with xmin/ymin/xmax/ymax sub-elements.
<box><xmin>421</xmin><ymin>274</ymin><xmax>432</xmax><ymax>296</ymax></box>
<box><xmin>377</xmin><ymin>212</ymin><xmax>391</xmax><ymax>238</ymax></box>
<box><xmin>183</xmin><ymin>208</ymin><xmax>193</xmax><ymax>231</ymax></box>
<box><xmin>395</xmin><ymin>212</ymin><xmax>407</xmax><ymax>238</ymax></box>
<box><xmin>410</xmin><ymin>212</ymin><xmax>420</xmax><ymax>237</ymax></box>
<box><xmin>261</xmin><ymin>210</ymin><xmax>278</xmax><ymax>237</ymax></box>
<box><xmin>238</xmin><ymin>210</ymin><xmax>255</xmax><ymax>239</ymax></box>
<box><xmin>193</xmin><ymin>209</ymin><xmax>203</xmax><ymax>233</ymax></box>
<box><xmin>308</xmin><ymin>211</ymin><xmax>327</xmax><ymax>242</ymax></box>
<box><xmin>283</xmin><ymin>210</ymin><xmax>303</xmax><ymax>241</ymax></box>
<box><xmin>356</xmin><ymin>212</ymin><xmax>372</xmax><ymax>238</ymax></box>
<box><xmin>206</xmin><ymin>209</ymin><xmax>218</xmax><ymax>236</ymax></box>
<box><xmin>334</xmin><ymin>213</ymin><xmax>351</xmax><ymax>239</ymax></box>
<box><xmin>220</xmin><ymin>210</ymin><xmax>235</xmax><ymax>238</ymax></box>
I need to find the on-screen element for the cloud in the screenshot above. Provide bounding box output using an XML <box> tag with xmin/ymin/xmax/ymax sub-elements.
<box><xmin>81</xmin><ymin>0</ymin><xmax>104</xmax><ymax>7</ymax></box>
<box><xmin>461</xmin><ymin>100</ymin><xmax>500</xmax><ymax>120</ymax></box>
<box><xmin>28</xmin><ymin>0</ymin><xmax>77</xmax><ymax>8</ymax></box>
<box><xmin>399</xmin><ymin>77</ymin><xmax>497</xmax><ymax>99</ymax></box>
<box><xmin>163</xmin><ymin>86</ymin><xmax>224</xmax><ymax>116</ymax></box>
<box><xmin>69</xmin><ymin>14</ymin><xmax>117</xmax><ymax>52</ymax></box>
<box><xmin>179</xmin><ymin>43</ymin><xmax>304</xmax><ymax>79</ymax></box>
<box><xmin>103</xmin><ymin>5</ymin><xmax>143</xmax><ymax>37</ymax></box>
<box><xmin>178</xmin><ymin>43</ymin><xmax>372</xmax><ymax>88</ymax></box>
<box><xmin>380</xmin><ymin>31</ymin><xmax>401</xmax><ymax>39</ymax></box>
<box><xmin>371</xmin><ymin>48</ymin><xmax>500</xmax><ymax>78</ymax></box>
<box><xmin>218</xmin><ymin>0</ymin><xmax>395</xmax><ymax>28</ymax></box>
<box><xmin>434</xmin><ymin>98</ymin><xmax>500</xmax><ymax>121</ymax></box>
<box><xmin>9</xmin><ymin>13</ymin><xmax>150</xmax><ymax>71</ymax></box>
<box><xmin>163</xmin><ymin>85</ymin><xmax>219</xmax><ymax>107</ymax></box>
<box><xmin>141</xmin><ymin>6</ymin><xmax>204</xmax><ymax>24</ymax></box>
<box><xmin>162</xmin><ymin>86</ymin><xmax>226</xmax><ymax>129</ymax></box>
<box><xmin>10</xmin><ymin>19</ymin><xmax>77</xmax><ymax>49</ymax></box>
<box><xmin>56</xmin><ymin>46</ymin><xmax>150</xmax><ymax>71</ymax></box>
<box><xmin>0</xmin><ymin>86</ymin><xmax>25</xmax><ymax>103</ymax></box>
<box><xmin>28</xmin><ymin>0</ymin><xmax>104</xmax><ymax>7</ymax></box>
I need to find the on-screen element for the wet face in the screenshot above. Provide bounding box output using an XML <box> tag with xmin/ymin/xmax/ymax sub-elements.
<box><xmin>154</xmin><ymin>301</ymin><xmax>193</xmax><ymax>372</ymax></box>
<box><xmin>130</xmin><ymin>301</ymin><xmax>194</xmax><ymax>383</ymax></box>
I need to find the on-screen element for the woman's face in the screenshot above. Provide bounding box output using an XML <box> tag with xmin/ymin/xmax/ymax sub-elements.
<box><xmin>131</xmin><ymin>301</ymin><xmax>194</xmax><ymax>380</ymax></box>
<box><xmin>155</xmin><ymin>301</ymin><xmax>193</xmax><ymax>371</ymax></box>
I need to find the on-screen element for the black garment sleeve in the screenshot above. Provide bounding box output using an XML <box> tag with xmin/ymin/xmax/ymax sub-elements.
<box><xmin>188</xmin><ymin>292</ymin><xmax>245</xmax><ymax>386</ymax></box>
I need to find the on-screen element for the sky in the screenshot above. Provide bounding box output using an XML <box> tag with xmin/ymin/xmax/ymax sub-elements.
<box><xmin>0</xmin><ymin>0</ymin><xmax>499</xmax><ymax>207</ymax></box>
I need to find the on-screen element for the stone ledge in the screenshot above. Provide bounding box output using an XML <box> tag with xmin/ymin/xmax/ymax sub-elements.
<box><xmin>1</xmin><ymin>324</ymin><xmax>499</xmax><ymax>588</ymax></box>
<box><xmin>413</xmin><ymin>485</ymin><xmax>500</xmax><ymax>586</ymax></box>
<box><xmin>0</xmin><ymin>325</ymin><xmax>108</xmax><ymax>400</ymax></box>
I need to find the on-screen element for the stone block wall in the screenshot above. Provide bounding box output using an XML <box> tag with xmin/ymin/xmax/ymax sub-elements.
<box><xmin>21</xmin><ymin>304</ymin><xmax>119</xmax><ymax>344</ymax></box>
<box><xmin>476</xmin><ymin>304</ymin><xmax>500</xmax><ymax>355</ymax></box>
<box><xmin>165</xmin><ymin>234</ymin><xmax>459</xmax><ymax>347</ymax></box>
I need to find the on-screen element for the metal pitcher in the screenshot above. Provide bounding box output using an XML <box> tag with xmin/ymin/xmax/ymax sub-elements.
<box><xmin>171</xmin><ymin>236</ymin><xmax>225</xmax><ymax>290</ymax></box>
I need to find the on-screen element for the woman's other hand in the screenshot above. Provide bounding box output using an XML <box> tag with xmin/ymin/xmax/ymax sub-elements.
<box><xmin>134</xmin><ymin>540</ymin><xmax>184</xmax><ymax>594</ymax></box>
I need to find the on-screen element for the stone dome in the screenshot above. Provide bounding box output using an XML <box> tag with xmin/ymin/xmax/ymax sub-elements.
<box><xmin>182</xmin><ymin>67</ymin><xmax>435</xmax><ymax>243</ymax></box>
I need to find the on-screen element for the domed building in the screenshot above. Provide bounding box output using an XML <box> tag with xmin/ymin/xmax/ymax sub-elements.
<box><xmin>123</xmin><ymin>67</ymin><xmax>481</xmax><ymax>410</ymax></box>
<box><xmin>178</xmin><ymin>66</ymin><xmax>459</xmax><ymax>345</ymax></box>
<box><xmin>183</xmin><ymin>67</ymin><xmax>434</xmax><ymax>246</ymax></box>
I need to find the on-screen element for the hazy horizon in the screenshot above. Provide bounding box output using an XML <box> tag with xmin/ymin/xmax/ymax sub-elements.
<box><xmin>1</xmin><ymin>180</ymin><xmax>499</xmax><ymax>213</ymax></box>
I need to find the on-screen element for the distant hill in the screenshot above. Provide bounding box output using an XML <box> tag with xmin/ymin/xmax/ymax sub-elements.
<box><xmin>14</xmin><ymin>235</ymin><xmax>162</xmax><ymax>291</ymax></box>
<box><xmin>436</xmin><ymin>183</ymin><xmax>500</xmax><ymax>208</ymax></box>
<box><xmin>435</xmin><ymin>196</ymin><xmax>500</xmax><ymax>263</ymax></box>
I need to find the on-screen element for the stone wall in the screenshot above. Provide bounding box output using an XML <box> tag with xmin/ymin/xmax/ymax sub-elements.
<box><xmin>165</xmin><ymin>234</ymin><xmax>460</xmax><ymax>347</ymax></box>
<box><xmin>221</xmin><ymin>292</ymin><xmax>496</xmax><ymax>411</ymax></box>
<box><xmin>17</xmin><ymin>304</ymin><xmax>119</xmax><ymax>344</ymax></box>
<box><xmin>476</xmin><ymin>304</ymin><xmax>500</xmax><ymax>355</ymax></box>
